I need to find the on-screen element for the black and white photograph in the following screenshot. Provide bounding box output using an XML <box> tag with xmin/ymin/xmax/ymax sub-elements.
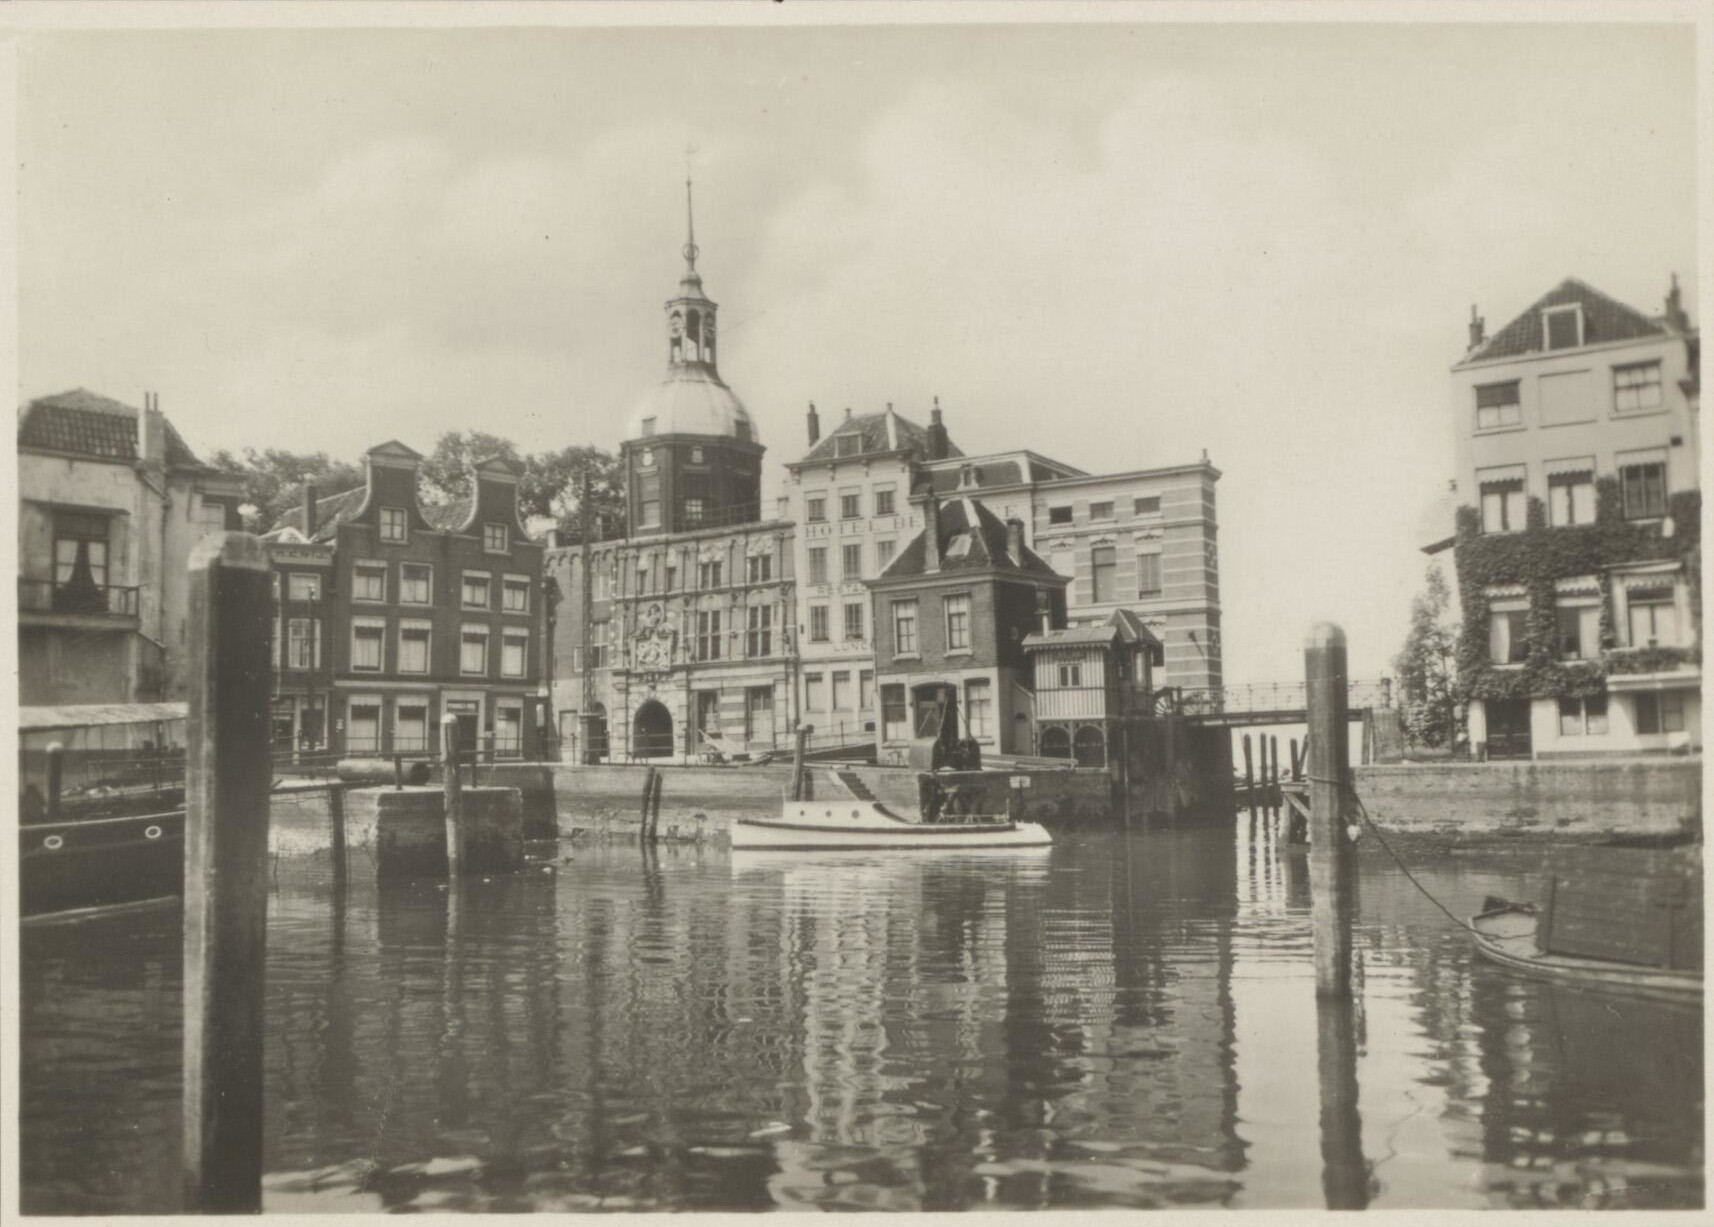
<box><xmin>4</xmin><ymin>2</ymin><xmax>1707</xmax><ymax>1216</ymax></box>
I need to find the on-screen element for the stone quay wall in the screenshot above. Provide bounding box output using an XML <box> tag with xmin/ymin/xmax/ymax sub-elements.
<box><xmin>1352</xmin><ymin>758</ymin><xmax>1701</xmax><ymax>841</ymax></box>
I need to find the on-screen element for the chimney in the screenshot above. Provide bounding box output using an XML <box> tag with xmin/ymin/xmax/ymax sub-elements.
<box><xmin>139</xmin><ymin>392</ymin><xmax>166</xmax><ymax>468</ymax></box>
<box><xmin>1468</xmin><ymin>304</ymin><xmax>1486</xmax><ymax>350</ymax></box>
<box><xmin>922</xmin><ymin>486</ymin><xmax>941</xmax><ymax>573</ymax></box>
<box><xmin>806</xmin><ymin>402</ymin><xmax>820</xmax><ymax>446</ymax></box>
<box><xmin>1665</xmin><ymin>273</ymin><xmax>1690</xmax><ymax>332</ymax></box>
<box><xmin>1035</xmin><ymin>590</ymin><xmax>1052</xmax><ymax>634</ymax></box>
<box><xmin>926</xmin><ymin>396</ymin><xmax>950</xmax><ymax>461</ymax></box>
<box><xmin>1006</xmin><ymin>517</ymin><xmax>1025</xmax><ymax>567</ymax></box>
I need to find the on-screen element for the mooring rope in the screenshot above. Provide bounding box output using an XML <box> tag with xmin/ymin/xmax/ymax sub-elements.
<box><xmin>1301</xmin><ymin>771</ymin><xmax>1481</xmax><ymax>935</ymax></box>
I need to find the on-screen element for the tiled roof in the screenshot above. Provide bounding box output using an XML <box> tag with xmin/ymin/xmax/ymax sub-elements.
<box><xmin>18</xmin><ymin>388</ymin><xmax>206</xmax><ymax>468</ymax></box>
<box><xmin>878</xmin><ymin>495</ymin><xmax>1061</xmax><ymax>581</ymax></box>
<box><xmin>798</xmin><ymin>409</ymin><xmax>963</xmax><ymax>466</ymax></box>
<box><xmin>423</xmin><ymin>498</ymin><xmax>471</xmax><ymax>532</ymax></box>
<box><xmin>266</xmin><ymin>486</ymin><xmax>366</xmax><ymax>543</ymax></box>
<box><xmin>1023</xmin><ymin>609</ymin><xmax>1161</xmax><ymax>650</ymax></box>
<box><xmin>1464</xmin><ymin>279</ymin><xmax>1668</xmax><ymax>364</ymax></box>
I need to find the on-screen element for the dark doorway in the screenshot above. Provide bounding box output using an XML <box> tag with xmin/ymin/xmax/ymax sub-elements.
<box><xmin>912</xmin><ymin>683</ymin><xmax>959</xmax><ymax>758</ymax></box>
<box><xmin>445</xmin><ymin>700</ymin><xmax>480</xmax><ymax>757</ymax></box>
<box><xmin>634</xmin><ymin>700</ymin><xmax>674</xmax><ymax>759</ymax></box>
<box><xmin>1486</xmin><ymin>699</ymin><xmax>1532</xmax><ymax>760</ymax></box>
<box><xmin>1073</xmin><ymin>725</ymin><xmax>1107</xmax><ymax>768</ymax></box>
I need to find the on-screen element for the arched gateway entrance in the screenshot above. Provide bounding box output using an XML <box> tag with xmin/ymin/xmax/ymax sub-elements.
<box><xmin>633</xmin><ymin>700</ymin><xmax>674</xmax><ymax>759</ymax></box>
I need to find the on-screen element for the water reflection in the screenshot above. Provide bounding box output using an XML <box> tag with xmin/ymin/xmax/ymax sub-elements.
<box><xmin>18</xmin><ymin>825</ymin><xmax>1704</xmax><ymax>1212</ymax></box>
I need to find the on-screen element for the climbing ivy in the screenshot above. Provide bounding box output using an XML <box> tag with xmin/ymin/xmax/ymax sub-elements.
<box><xmin>1453</xmin><ymin>483</ymin><xmax>1700</xmax><ymax>701</ymax></box>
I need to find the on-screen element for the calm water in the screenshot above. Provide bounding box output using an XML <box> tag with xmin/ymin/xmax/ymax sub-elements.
<box><xmin>19</xmin><ymin>823</ymin><xmax>1704</xmax><ymax>1212</ymax></box>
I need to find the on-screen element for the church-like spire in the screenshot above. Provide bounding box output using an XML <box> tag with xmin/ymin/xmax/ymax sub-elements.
<box><xmin>666</xmin><ymin>177</ymin><xmax>718</xmax><ymax>372</ymax></box>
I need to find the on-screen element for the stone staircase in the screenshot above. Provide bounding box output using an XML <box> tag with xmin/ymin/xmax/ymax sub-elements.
<box><xmin>831</xmin><ymin>769</ymin><xmax>878</xmax><ymax>803</ymax></box>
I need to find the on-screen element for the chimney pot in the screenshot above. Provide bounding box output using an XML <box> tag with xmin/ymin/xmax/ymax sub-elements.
<box><xmin>806</xmin><ymin>402</ymin><xmax>820</xmax><ymax>446</ymax></box>
<box><xmin>1468</xmin><ymin>304</ymin><xmax>1486</xmax><ymax>349</ymax></box>
<box><xmin>1006</xmin><ymin>517</ymin><xmax>1025</xmax><ymax>567</ymax></box>
<box><xmin>302</xmin><ymin>481</ymin><xmax>319</xmax><ymax>536</ymax></box>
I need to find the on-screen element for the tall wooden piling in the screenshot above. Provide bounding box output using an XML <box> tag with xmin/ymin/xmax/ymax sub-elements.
<box><xmin>640</xmin><ymin>765</ymin><xmax>658</xmax><ymax>845</ymax></box>
<box><xmin>1316</xmin><ymin>994</ymin><xmax>1369</xmax><ymax>1208</ymax></box>
<box><xmin>45</xmin><ymin>741</ymin><xmax>63</xmax><ymax>821</ymax></box>
<box><xmin>1269</xmin><ymin>735</ymin><xmax>1281</xmax><ymax>821</ymax></box>
<box><xmin>650</xmin><ymin>770</ymin><xmax>664</xmax><ymax>841</ymax></box>
<box><xmin>181</xmin><ymin>533</ymin><xmax>274</xmax><ymax>1214</ymax></box>
<box><xmin>1241</xmin><ymin>733</ymin><xmax>1255</xmax><ymax>824</ymax></box>
<box><xmin>441</xmin><ymin>714</ymin><xmax>465</xmax><ymax>875</ymax></box>
<box><xmin>1290</xmin><ymin>737</ymin><xmax>1301</xmax><ymax>781</ymax></box>
<box><xmin>791</xmin><ymin>724</ymin><xmax>810</xmax><ymax>802</ymax></box>
<box><xmin>1306</xmin><ymin>622</ymin><xmax>1355</xmax><ymax>1000</ymax></box>
<box><xmin>328</xmin><ymin>784</ymin><xmax>347</xmax><ymax>889</ymax></box>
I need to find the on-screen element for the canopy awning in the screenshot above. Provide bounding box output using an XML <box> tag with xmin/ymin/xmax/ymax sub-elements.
<box><xmin>19</xmin><ymin>702</ymin><xmax>188</xmax><ymax>732</ymax></box>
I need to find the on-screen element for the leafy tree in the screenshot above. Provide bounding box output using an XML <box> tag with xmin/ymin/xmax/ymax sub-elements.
<box><xmin>1392</xmin><ymin>563</ymin><xmax>1463</xmax><ymax>749</ymax></box>
<box><xmin>419</xmin><ymin>431</ymin><xmax>525</xmax><ymax>507</ymax></box>
<box><xmin>209</xmin><ymin>447</ymin><xmax>363</xmax><ymax>530</ymax></box>
<box><xmin>420</xmin><ymin>430</ymin><xmax>626</xmax><ymax>538</ymax></box>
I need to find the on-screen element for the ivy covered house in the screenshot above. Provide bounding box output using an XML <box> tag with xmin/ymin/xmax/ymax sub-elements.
<box><xmin>1446</xmin><ymin>276</ymin><xmax>1700</xmax><ymax>759</ymax></box>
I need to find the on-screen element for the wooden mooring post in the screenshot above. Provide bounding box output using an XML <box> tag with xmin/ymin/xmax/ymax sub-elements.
<box><xmin>1241</xmin><ymin>733</ymin><xmax>1255</xmax><ymax>823</ymax></box>
<box><xmin>441</xmin><ymin>714</ymin><xmax>465</xmax><ymax>876</ymax></box>
<box><xmin>1269</xmin><ymin>735</ymin><xmax>1281</xmax><ymax>824</ymax></box>
<box><xmin>1306</xmin><ymin>622</ymin><xmax>1355</xmax><ymax>999</ymax></box>
<box><xmin>791</xmin><ymin>724</ymin><xmax>810</xmax><ymax>802</ymax></box>
<box><xmin>182</xmin><ymin>533</ymin><xmax>274</xmax><ymax>1214</ymax></box>
<box><xmin>640</xmin><ymin>765</ymin><xmax>658</xmax><ymax>845</ymax></box>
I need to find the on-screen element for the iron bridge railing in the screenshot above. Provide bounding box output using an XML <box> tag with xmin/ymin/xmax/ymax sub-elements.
<box><xmin>1170</xmin><ymin>678</ymin><xmax>1393</xmax><ymax>720</ymax></box>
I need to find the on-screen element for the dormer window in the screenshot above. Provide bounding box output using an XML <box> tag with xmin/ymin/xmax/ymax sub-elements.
<box><xmin>946</xmin><ymin>532</ymin><xmax>974</xmax><ymax>560</ymax></box>
<box><xmin>379</xmin><ymin>506</ymin><xmax>407</xmax><ymax>544</ymax></box>
<box><xmin>483</xmin><ymin>523</ymin><xmax>509</xmax><ymax>554</ymax></box>
<box><xmin>835</xmin><ymin>434</ymin><xmax>861</xmax><ymax>458</ymax></box>
<box><xmin>1543</xmin><ymin>304</ymin><xmax>1583</xmax><ymax>351</ymax></box>
<box><xmin>690</xmin><ymin>446</ymin><xmax>704</xmax><ymax>464</ymax></box>
<box><xmin>641</xmin><ymin>417</ymin><xmax>657</xmax><ymax>438</ymax></box>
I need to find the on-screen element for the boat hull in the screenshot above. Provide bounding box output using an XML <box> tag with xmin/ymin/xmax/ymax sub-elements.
<box><xmin>1471</xmin><ymin>905</ymin><xmax>1702</xmax><ymax>1005</ymax></box>
<box><xmin>732</xmin><ymin>799</ymin><xmax>1052</xmax><ymax>851</ymax></box>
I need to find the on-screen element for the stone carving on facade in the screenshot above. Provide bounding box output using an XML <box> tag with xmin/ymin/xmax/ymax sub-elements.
<box><xmin>632</xmin><ymin>601</ymin><xmax>677</xmax><ymax>676</ymax></box>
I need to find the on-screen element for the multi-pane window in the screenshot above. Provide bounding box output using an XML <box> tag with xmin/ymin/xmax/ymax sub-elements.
<box><xmin>1090</xmin><ymin>546</ymin><xmax>1117</xmax><ymax>602</ymax></box>
<box><xmin>1134</xmin><ymin>496</ymin><xmax>1161</xmax><ymax>516</ymax></box>
<box><xmin>52</xmin><ymin>511</ymin><xmax>109</xmax><ymax>593</ymax></box>
<box><xmin>1634</xmin><ymin>692</ymin><xmax>1686</xmax><ymax>735</ymax></box>
<box><xmin>347</xmin><ymin>701</ymin><xmax>382</xmax><ymax>754</ymax></box>
<box><xmin>380</xmin><ymin>507</ymin><xmax>407</xmax><ymax>543</ymax></box>
<box><xmin>1090</xmin><ymin>501</ymin><xmax>1114</xmax><ymax>521</ymax></box>
<box><xmin>494</xmin><ymin>704</ymin><xmax>524</xmax><ymax>756</ymax></box>
<box><xmin>484</xmin><ymin>523</ymin><xmax>508</xmax><ymax>553</ymax></box>
<box><xmin>665</xmin><ymin>565</ymin><xmax>677</xmax><ymax>592</ymax></box>
<box><xmin>881</xmin><ymin>685</ymin><xmax>908</xmax><ymax>740</ymax></box>
<box><xmin>944</xmin><ymin>593</ymin><xmax>971</xmax><ymax>652</ymax></box>
<box><xmin>353</xmin><ymin>563</ymin><xmax>387</xmax><ymax>602</ymax></box>
<box><xmin>638</xmin><ymin>472</ymin><xmax>661</xmax><ymax>530</ymax></box>
<box><xmin>1058</xmin><ymin>662</ymin><xmax>1082</xmax><ymax>687</ymax></box>
<box><xmin>859</xmin><ymin>670</ymin><xmax>875</xmax><ymax>712</ymax></box>
<box><xmin>698</xmin><ymin>559</ymin><xmax>724</xmax><ymax>589</ymax></box>
<box><xmin>400</xmin><ymin>563</ymin><xmax>432</xmax><ymax>605</ymax></box>
<box><xmin>1475</xmin><ymin>381</ymin><xmax>1522</xmax><ymax>430</ymax></box>
<box><xmin>1488</xmin><ymin>608</ymin><xmax>1528</xmax><ymax>665</ymax></box>
<box><xmin>806</xmin><ymin>495</ymin><xmax>827</xmax><ymax>523</ymax></box>
<box><xmin>352</xmin><ymin>619</ymin><xmax>385</xmax><ymax>671</ymax></box>
<box><xmin>875</xmin><ymin>539</ymin><xmax>896</xmax><ymax>571</ymax></box>
<box><xmin>683</xmin><ymin>498</ymin><xmax>706</xmax><ymax>526</ymax></box>
<box><xmin>831</xmin><ymin>671</ymin><xmax>850</xmax><ymax>712</ymax></box>
<box><xmin>834</xmin><ymin>434</ymin><xmax>861</xmax><ymax>458</ymax></box>
<box><xmin>1048</xmin><ymin>506</ymin><xmax>1073</xmax><ymax>525</ymax></box>
<box><xmin>1558</xmin><ymin>695</ymin><xmax>1609</xmax><ymax>738</ymax></box>
<box><xmin>808</xmin><ymin>547</ymin><xmax>828</xmax><ymax>585</ymax></box>
<box><xmin>589</xmin><ymin>619</ymin><xmax>609</xmax><ymax>669</ymax></box>
<box><xmin>747</xmin><ymin>553</ymin><xmax>772</xmax><ymax>584</ymax></box>
<box><xmin>843</xmin><ymin>602</ymin><xmax>864</xmax><ymax>641</ymax></box>
<box><xmin>1613</xmin><ymin>362</ymin><xmax>1663</xmax><ymax>414</ymax></box>
<box><xmin>501</xmin><ymin>631</ymin><xmax>528</xmax><ymax>678</ymax></box>
<box><xmin>1555</xmin><ymin>603</ymin><xmax>1599</xmax><ymax>660</ymax></box>
<box><xmin>841</xmin><ymin>491</ymin><xmax>862</xmax><ymax>520</ymax></box>
<box><xmin>460</xmin><ymin>625</ymin><xmax>490</xmax><ymax>675</ymax></box>
<box><xmin>805</xmin><ymin>673</ymin><xmax>825</xmax><ymax>712</ymax></box>
<box><xmin>287</xmin><ymin>572</ymin><xmax>322</xmax><ymax>602</ymax></box>
<box><xmin>696</xmin><ymin>610</ymin><xmax>723</xmax><ymax>661</ymax></box>
<box><xmin>399</xmin><ymin>622</ymin><xmax>431</xmax><ymax>674</ymax></box>
<box><xmin>462</xmin><ymin>572</ymin><xmax>491</xmax><ymax>609</ymax></box>
<box><xmin>1478</xmin><ymin>470</ymin><xmax>1526</xmax><ymax>534</ymax></box>
<box><xmin>395</xmin><ymin>704</ymin><xmax>430</xmax><ymax>754</ymax></box>
<box><xmin>1136</xmin><ymin>552</ymin><xmax>1162</xmax><ymax>598</ymax></box>
<box><xmin>747</xmin><ymin>605</ymin><xmax>773</xmax><ymax>657</ymax></box>
<box><xmin>809</xmin><ymin>605</ymin><xmax>830</xmax><ymax>643</ymax></box>
<box><xmin>964</xmin><ymin>679</ymin><xmax>992</xmax><ymax>739</ymax></box>
<box><xmin>285</xmin><ymin>618</ymin><xmax>323</xmax><ymax>669</ymax></box>
<box><xmin>893</xmin><ymin>600</ymin><xmax>918</xmax><ymax>654</ymax></box>
<box><xmin>841</xmin><ymin>543</ymin><xmax>862</xmax><ymax>581</ymax></box>
<box><xmin>1619</xmin><ymin>453</ymin><xmax>1668</xmax><ymax>519</ymax></box>
<box><xmin>1627</xmin><ymin>588</ymin><xmax>1678</xmax><ymax>648</ymax></box>
<box><xmin>874</xmin><ymin>488</ymin><xmax>896</xmax><ymax>517</ymax></box>
<box><xmin>1547</xmin><ymin>467</ymin><xmax>1596</xmax><ymax>527</ymax></box>
<box><xmin>502</xmin><ymin>575</ymin><xmax>530</xmax><ymax>613</ymax></box>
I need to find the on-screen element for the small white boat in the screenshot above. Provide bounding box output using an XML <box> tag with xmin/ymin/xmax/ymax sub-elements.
<box><xmin>731</xmin><ymin>771</ymin><xmax>1052</xmax><ymax>852</ymax></box>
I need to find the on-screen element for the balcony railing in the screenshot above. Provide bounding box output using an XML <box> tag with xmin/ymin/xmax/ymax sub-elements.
<box><xmin>18</xmin><ymin>577</ymin><xmax>140</xmax><ymax>617</ymax></box>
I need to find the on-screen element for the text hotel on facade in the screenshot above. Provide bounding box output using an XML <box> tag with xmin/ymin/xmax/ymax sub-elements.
<box><xmin>1446</xmin><ymin>276</ymin><xmax>1700</xmax><ymax>759</ymax></box>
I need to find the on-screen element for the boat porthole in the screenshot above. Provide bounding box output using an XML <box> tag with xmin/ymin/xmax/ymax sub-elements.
<box><xmin>825</xmin><ymin>811</ymin><xmax>832</xmax><ymax>818</ymax></box>
<box><xmin>43</xmin><ymin>834</ymin><xmax>64</xmax><ymax>851</ymax></box>
<box><xmin>145</xmin><ymin>825</ymin><xmax>163</xmax><ymax>840</ymax></box>
<box><xmin>852</xmin><ymin>810</ymin><xmax>860</xmax><ymax>819</ymax></box>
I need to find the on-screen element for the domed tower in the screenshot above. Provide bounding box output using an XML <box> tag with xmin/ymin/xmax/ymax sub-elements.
<box><xmin>622</xmin><ymin>182</ymin><xmax>763</xmax><ymax>537</ymax></box>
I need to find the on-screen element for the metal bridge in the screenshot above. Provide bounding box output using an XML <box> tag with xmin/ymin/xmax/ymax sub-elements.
<box><xmin>1164</xmin><ymin>678</ymin><xmax>1393</xmax><ymax>728</ymax></box>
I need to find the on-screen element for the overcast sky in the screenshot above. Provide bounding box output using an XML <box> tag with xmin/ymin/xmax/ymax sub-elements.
<box><xmin>17</xmin><ymin>20</ymin><xmax>1699</xmax><ymax>682</ymax></box>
